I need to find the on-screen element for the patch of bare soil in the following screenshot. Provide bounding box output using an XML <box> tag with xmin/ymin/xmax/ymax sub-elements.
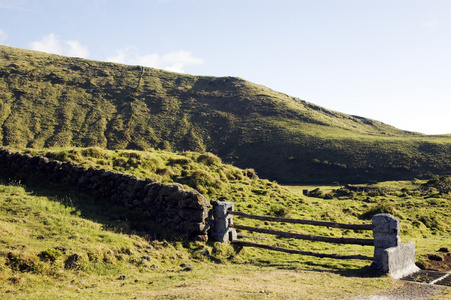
<box><xmin>416</xmin><ymin>248</ymin><xmax>451</xmax><ymax>272</ymax></box>
<box><xmin>401</xmin><ymin>248</ymin><xmax>451</xmax><ymax>288</ymax></box>
<box><xmin>353</xmin><ymin>281</ymin><xmax>446</xmax><ymax>300</ymax></box>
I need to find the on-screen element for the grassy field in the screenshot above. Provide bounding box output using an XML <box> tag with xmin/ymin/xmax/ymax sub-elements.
<box><xmin>1</xmin><ymin>181</ymin><xmax>446</xmax><ymax>300</ymax></box>
<box><xmin>0</xmin><ymin>147</ymin><xmax>450</xmax><ymax>298</ymax></box>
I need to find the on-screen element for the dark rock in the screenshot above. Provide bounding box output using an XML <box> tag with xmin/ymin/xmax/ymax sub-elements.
<box><xmin>428</xmin><ymin>254</ymin><xmax>443</xmax><ymax>261</ymax></box>
<box><xmin>180</xmin><ymin>263</ymin><xmax>194</xmax><ymax>271</ymax></box>
<box><xmin>54</xmin><ymin>247</ymin><xmax>67</xmax><ymax>254</ymax></box>
<box><xmin>65</xmin><ymin>253</ymin><xmax>83</xmax><ymax>269</ymax></box>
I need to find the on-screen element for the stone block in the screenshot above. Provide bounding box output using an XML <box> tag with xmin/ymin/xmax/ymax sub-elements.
<box><xmin>213</xmin><ymin>202</ymin><xmax>234</xmax><ymax>219</ymax></box>
<box><xmin>372</xmin><ymin>213</ymin><xmax>400</xmax><ymax>235</ymax></box>
<box><xmin>382</xmin><ymin>241</ymin><xmax>420</xmax><ymax>279</ymax></box>
<box><xmin>211</xmin><ymin>228</ymin><xmax>237</xmax><ymax>243</ymax></box>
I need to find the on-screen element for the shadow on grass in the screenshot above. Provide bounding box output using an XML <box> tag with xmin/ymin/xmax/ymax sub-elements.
<box><xmin>252</xmin><ymin>259</ymin><xmax>385</xmax><ymax>278</ymax></box>
<box><xmin>0</xmin><ymin>176</ymin><xmax>182</xmax><ymax>242</ymax></box>
<box><xmin>231</xmin><ymin>244</ymin><xmax>386</xmax><ymax>278</ymax></box>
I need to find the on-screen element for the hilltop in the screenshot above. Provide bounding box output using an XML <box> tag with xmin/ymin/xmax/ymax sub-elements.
<box><xmin>1</xmin><ymin>45</ymin><xmax>451</xmax><ymax>183</ymax></box>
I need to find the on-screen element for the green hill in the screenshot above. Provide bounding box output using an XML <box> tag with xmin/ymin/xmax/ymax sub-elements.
<box><xmin>1</xmin><ymin>45</ymin><xmax>451</xmax><ymax>183</ymax></box>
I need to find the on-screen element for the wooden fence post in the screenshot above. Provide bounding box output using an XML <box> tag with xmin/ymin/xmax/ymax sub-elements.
<box><xmin>210</xmin><ymin>201</ymin><xmax>237</xmax><ymax>243</ymax></box>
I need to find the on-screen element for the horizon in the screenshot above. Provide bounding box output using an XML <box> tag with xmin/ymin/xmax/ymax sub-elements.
<box><xmin>1</xmin><ymin>0</ymin><xmax>450</xmax><ymax>135</ymax></box>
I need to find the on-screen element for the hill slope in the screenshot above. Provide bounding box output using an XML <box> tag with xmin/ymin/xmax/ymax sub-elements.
<box><xmin>1</xmin><ymin>45</ymin><xmax>451</xmax><ymax>183</ymax></box>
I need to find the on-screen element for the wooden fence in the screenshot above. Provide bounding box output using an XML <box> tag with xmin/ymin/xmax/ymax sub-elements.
<box><xmin>210</xmin><ymin>201</ymin><xmax>419</xmax><ymax>278</ymax></box>
<box><xmin>229</xmin><ymin>210</ymin><xmax>374</xmax><ymax>260</ymax></box>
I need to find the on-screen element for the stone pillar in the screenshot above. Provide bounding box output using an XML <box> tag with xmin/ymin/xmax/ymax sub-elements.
<box><xmin>210</xmin><ymin>201</ymin><xmax>237</xmax><ymax>243</ymax></box>
<box><xmin>372</xmin><ymin>213</ymin><xmax>401</xmax><ymax>270</ymax></box>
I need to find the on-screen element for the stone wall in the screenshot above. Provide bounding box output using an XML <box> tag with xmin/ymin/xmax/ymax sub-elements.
<box><xmin>0</xmin><ymin>148</ymin><xmax>211</xmax><ymax>241</ymax></box>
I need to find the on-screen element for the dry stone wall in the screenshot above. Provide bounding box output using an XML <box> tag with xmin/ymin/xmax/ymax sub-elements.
<box><xmin>0</xmin><ymin>148</ymin><xmax>211</xmax><ymax>241</ymax></box>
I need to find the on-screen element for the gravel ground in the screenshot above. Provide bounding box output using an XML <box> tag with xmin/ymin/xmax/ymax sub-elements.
<box><xmin>352</xmin><ymin>281</ymin><xmax>447</xmax><ymax>300</ymax></box>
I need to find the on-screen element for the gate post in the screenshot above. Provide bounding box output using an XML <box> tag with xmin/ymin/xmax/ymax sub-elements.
<box><xmin>372</xmin><ymin>213</ymin><xmax>419</xmax><ymax>278</ymax></box>
<box><xmin>210</xmin><ymin>201</ymin><xmax>237</xmax><ymax>243</ymax></box>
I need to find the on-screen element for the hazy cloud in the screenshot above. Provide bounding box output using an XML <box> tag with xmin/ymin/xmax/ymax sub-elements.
<box><xmin>0</xmin><ymin>0</ymin><xmax>31</xmax><ymax>12</ymax></box>
<box><xmin>421</xmin><ymin>19</ymin><xmax>439</xmax><ymax>28</ymax></box>
<box><xmin>106</xmin><ymin>47</ymin><xmax>203</xmax><ymax>73</ymax></box>
<box><xmin>0</xmin><ymin>29</ymin><xmax>8</xmax><ymax>43</ymax></box>
<box><xmin>29</xmin><ymin>34</ymin><xmax>89</xmax><ymax>58</ymax></box>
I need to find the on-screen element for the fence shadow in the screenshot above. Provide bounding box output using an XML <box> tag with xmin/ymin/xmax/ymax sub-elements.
<box><xmin>244</xmin><ymin>256</ymin><xmax>386</xmax><ymax>278</ymax></box>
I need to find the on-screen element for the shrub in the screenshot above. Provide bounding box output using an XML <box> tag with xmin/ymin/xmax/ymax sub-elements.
<box><xmin>38</xmin><ymin>248</ymin><xmax>63</xmax><ymax>263</ymax></box>
<box><xmin>268</xmin><ymin>205</ymin><xmax>291</xmax><ymax>218</ymax></box>
<box><xmin>244</xmin><ymin>168</ymin><xmax>258</xmax><ymax>179</ymax></box>
<box><xmin>197</xmin><ymin>153</ymin><xmax>221</xmax><ymax>166</ymax></box>
<box><xmin>64</xmin><ymin>253</ymin><xmax>83</xmax><ymax>269</ymax></box>
<box><xmin>81</xmin><ymin>147</ymin><xmax>106</xmax><ymax>159</ymax></box>
<box><xmin>333</xmin><ymin>188</ymin><xmax>355</xmax><ymax>198</ymax></box>
<box><xmin>359</xmin><ymin>200</ymin><xmax>397</xmax><ymax>220</ymax></box>
<box><xmin>6</xmin><ymin>252</ymin><xmax>41</xmax><ymax>273</ymax></box>
<box><xmin>308</xmin><ymin>188</ymin><xmax>323</xmax><ymax>198</ymax></box>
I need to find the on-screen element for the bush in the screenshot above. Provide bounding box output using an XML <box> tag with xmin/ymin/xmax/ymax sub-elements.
<box><xmin>197</xmin><ymin>153</ymin><xmax>221</xmax><ymax>166</ymax></box>
<box><xmin>308</xmin><ymin>188</ymin><xmax>323</xmax><ymax>198</ymax></box>
<box><xmin>81</xmin><ymin>147</ymin><xmax>106</xmax><ymax>159</ymax></box>
<box><xmin>38</xmin><ymin>248</ymin><xmax>63</xmax><ymax>263</ymax></box>
<box><xmin>359</xmin><ymin>200</ymin><xmax>397</xmax><ymax>220</ymax></box>
<box><xmin>268</xmin><ymin>205</ymin><xmax>291</xmax><ymax>218</ymax></box>
<box><xmin>6</xmin><ymin>252</ymin><xmax>41</xmax><ymax>273</ymax></box>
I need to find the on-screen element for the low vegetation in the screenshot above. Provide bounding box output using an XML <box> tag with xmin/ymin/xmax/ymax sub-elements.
<box><xmin>0</xmin><ymin>147</ymin><xmax>450</xmax><ymax>298</ymax></box>
<box><xmin>1</xmin><ymin>45</ymin><xmax>451</xmax><ymax>183</ymax></box>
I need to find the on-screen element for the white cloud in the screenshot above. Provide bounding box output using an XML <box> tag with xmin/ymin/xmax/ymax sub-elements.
<box><xmin>30</xmin><ymin>33</ymin><xmax>63</xmax><ymax>55</ymax></box>
<box><xmin>29</xmin><ymin>34</ymin><xmax>89</xmax><ymax>58</ymax></box>
<box><xmin>66</xmin><ymin>40</ymin><xmax>89</xmax><ymax>58</ymax></box>
<box><xmin>0</xmin><ymin>29</ymin><xmax>8</xmax><ymax>43</ymax></box>
<box><xmin>106</xmin><ymin>47</ymin><xmax>203</xmax><ymax>73</ymax></box>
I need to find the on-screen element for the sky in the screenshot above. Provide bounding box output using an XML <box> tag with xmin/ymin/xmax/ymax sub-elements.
<box><xmin>1</xmin><ymin>0</ymin><xmax>450</xmax><ymax>135</ymax></box>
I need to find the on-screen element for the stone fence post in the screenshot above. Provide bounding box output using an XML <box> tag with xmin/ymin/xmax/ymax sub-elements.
<box><xmin>372</xmin><ymin>213</ymin><xmax>419</xmax><ymax>278</ymax></box>
<box><xmin>210</xmin><ymin>201</ymin><xmax>237</xmax><ymax>243</ymax></box>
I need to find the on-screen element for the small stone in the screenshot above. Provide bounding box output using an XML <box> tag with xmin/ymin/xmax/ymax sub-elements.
<box><xmin>141</xmin><ymin>255</ymin><xmax>151</xmax><ymax>261</ymax></box>
<box><xmin>180</xmin><ymin>263</ymin><xmax>194</xmax><ymax>271</ymax></box>
<box><xmin>118</xmin><ymin>275</ymin><xmax>126</xmax><ymax>280</ymax></box>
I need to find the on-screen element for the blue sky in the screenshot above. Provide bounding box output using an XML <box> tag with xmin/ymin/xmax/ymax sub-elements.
<box><xmin>1</xmin><ymin>0</ymin><xmax>450</xmax><ymax>134</ymax></box>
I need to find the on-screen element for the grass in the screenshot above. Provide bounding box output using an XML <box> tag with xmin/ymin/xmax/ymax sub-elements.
<box><xmin>0</xmin><ymin>147</ymin><xmax>450</xmax><ymax>298</ymax></box>
<box><xmin>2</xmin><ymin>45</ymin><xmax>451</xmax><ymax>183</ymax></box>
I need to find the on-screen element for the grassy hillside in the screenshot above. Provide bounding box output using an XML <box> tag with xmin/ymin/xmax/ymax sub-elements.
<box><xmin>0</xmin><ymin>147</ymin><xmax>450</xmax><ymax>298</ymax></box>
<box><xmin>1</xmin><ymin>45</ymin><xmax>451</xmax><ymax>183</ymax></box>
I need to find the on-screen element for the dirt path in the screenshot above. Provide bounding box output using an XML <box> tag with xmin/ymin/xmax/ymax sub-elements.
<box><xmin>352</xmin><ymin>281</ymin><xmax>448</xmax><ymax>300</ymax></box>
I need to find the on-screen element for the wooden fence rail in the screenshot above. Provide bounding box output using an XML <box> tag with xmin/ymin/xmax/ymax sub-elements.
<box><xmin>233</xmin><ymin>240</ymin><xmax>373</xmax><ymax>261</ymax></box>
<box><xmin>230</xmin><ymin>224</ymin><xmax>374</xmax><ymax>246</ymax></box>
<box><xmin>229</xmin><ymin>211</ymin><xmax>373</xmax><ymax>230</ymax></box>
